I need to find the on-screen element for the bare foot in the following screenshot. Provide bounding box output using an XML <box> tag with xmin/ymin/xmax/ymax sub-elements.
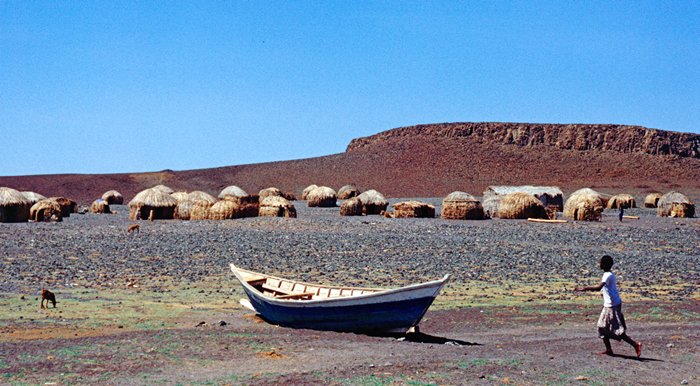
<box><xmin>635</xmin><ymin>342</ymin><xmax>642</xmax><ymax>358</ymax></box>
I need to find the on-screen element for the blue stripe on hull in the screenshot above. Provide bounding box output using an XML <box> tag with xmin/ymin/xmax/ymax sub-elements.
<box><xmin>244</xmin><ymin>288</ymin><xmax>437</xmax><ymax>332</ymax></box>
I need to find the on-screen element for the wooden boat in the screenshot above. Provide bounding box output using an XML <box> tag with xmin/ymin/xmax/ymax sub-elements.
<box><xmin>230</xmin><ymin>264</ymin><xmax>450</xmax><ymax>333</ymax></box>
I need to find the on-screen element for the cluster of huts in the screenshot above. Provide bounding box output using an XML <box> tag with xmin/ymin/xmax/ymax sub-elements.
<box><xmin>0</xmin><ymin>184</ymin><xmax>695</xmax><ymax>223</ymax></box>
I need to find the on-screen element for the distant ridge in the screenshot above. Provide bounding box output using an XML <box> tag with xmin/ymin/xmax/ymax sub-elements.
<box><xmin>2</xmin><ymin>122</ymin><xmax>699</xmax><ymax>204</ymax></box>
<box><xmin>348</xmin><ymin>122</ymin><xmax>700</xmax><ymax>158</ymax></box>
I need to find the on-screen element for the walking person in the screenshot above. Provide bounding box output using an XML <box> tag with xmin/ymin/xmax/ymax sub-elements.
<box><xmin>575</xmin><ymin>255</ymin><xmax>642</xmax><ymax>357</ymax></box>
<box><xmin>618</xmin><ymin>205</ymin><xmax>624</xmax><ymax>222</ymax></box>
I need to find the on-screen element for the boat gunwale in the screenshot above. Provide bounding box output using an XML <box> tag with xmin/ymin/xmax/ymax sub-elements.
<box><xmin>230</xmin><ymin>264</ymin><xmax>450</xmax><ymax>306</ymax></box>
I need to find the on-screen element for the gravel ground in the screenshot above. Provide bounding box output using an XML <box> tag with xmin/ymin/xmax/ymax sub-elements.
<box><xmin>1</xmin><ymin>200</ymin><xmax>698</xmax><ymax>298</ymax></box>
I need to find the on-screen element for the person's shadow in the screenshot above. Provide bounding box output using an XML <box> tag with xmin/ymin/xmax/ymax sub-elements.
<box><xmin>609</xmin><ymin>353</ymin><xmax>663</xmax><ymax>362</ymax></box>
<box><xmin>367</xmin><ymin>331</ymin><xmax>480</xmax><ymax>346</ymax></box>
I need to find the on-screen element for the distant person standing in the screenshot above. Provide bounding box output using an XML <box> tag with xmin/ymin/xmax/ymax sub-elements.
<box><xmin>575</xmin><ymin>255</ymin><xmax>642</xmax><ymax>357</ymax></box>
<box><xmin>618</xmin><ymin>205</ymin><xmax>624</xmax><ymax>222</ymax></box>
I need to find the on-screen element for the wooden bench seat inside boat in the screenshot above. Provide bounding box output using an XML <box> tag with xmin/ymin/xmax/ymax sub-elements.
<box><xmin>275</xmin><ymin>292</ymin><xmax>315</xmax><ymax>300</ymax></box>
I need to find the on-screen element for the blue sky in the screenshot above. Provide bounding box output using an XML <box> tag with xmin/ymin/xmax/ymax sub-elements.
<box><xmin>1</xmin><ymin>1</ymin><xmax>698</xmax><ymax>176</ymax></box>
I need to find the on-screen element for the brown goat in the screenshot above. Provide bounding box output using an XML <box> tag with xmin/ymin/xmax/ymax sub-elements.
<box><xmin>41</xmin><ymin>288</ymin><xmax>56</xmax><ymax>309</ymax></box>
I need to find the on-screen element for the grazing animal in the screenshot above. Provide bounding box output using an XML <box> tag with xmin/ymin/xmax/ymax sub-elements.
<box><xmin>127</xmin><ymin>224</ymin><xmax>140</xmax><ymax>234</ymax></box>
<box><xmin>41</xmin><ymin>288</ymin><xmax>56</xmax><ymax>309</ymax></box>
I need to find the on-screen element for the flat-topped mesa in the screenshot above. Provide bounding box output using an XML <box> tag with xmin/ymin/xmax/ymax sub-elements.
<box><xmin>346</xmin><ymin>122</ymin><xmax>700</xmax><ymax>158</ymax></box>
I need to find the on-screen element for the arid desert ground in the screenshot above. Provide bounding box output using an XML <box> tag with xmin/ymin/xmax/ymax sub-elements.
<box><xmin>1</xmin><ymin>200</ymin><xmax>698</xmax><ymax>385</ymax></box>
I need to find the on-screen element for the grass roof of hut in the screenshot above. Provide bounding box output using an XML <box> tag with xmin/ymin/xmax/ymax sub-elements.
<box><xmin>497</xmin><ymin>192</ymin><xmax>547</xmax><ymax>219</ymax></box>
<box><xmin>484</xmin><ymin>185</ymin><xmax>563</xmax><ymax>196</ymax></box>
<box><xmin>21</xmin><ymin>191</ymin><xmax>47</xmax><ymax>203</ymax></box>
<box><xmin>102</xmin><ymin>190</ymin><xmax>122</xmax><ymax>198</ymax></box>
<box><xmin>443</xmin><ymin>191</ymin><xmax>479</xmax><ymax>202</ymax></box>
<box><xmin>129</xmin><ymin>188</ymin><xmax>178</xmax><ymax>207</ymax></box>
<box><xmin>302</xmin><ymin>184</ymin><xmax>319</xmax><ymax>200</ymax></box>
<box><xmin>357</xmin><ymin>189</ymin><xmax>388</xmax><ymax>205</ymax></box>
<box><xmin>259</xmin><ymin>187</ymin><xmax>283</xmax><ymax>198</ymax></box>
<box><xmin>171</xmin><ymin>192</ymin><xmax>189</xmax><ymax>202</ymax></box>
<box><xmin>218</xmin><ymin>185</ymin><xmax>248</xmax><ymax>199</ymax></box>
<box><xmin>0</xmin><ymin>187</ymin><xmax>31</xmax><ymax>206</ymax></box>
<box><xmin>151</xmin><ymin>184</ymin><xmax>175</xmax><ymax>195</ymax></box>
<box><xmin>187</xmin><ymin>191</ymin><xmax>217</xmax><ymax>204</ymax></box>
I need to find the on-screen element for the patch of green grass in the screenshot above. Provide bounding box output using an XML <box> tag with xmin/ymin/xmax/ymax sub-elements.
<box><xmin>455</xmin><ymin>357</ymin><xmax>523</xmax><ymax>369</ymax></box>
<box><xmin>339</xmin><ymin>374</ymin><xmax>397</xmax><ymax>385</ymax></box>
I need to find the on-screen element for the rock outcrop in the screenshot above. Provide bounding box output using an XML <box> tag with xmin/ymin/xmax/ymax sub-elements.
<box><xmin>347</xmin><ymin>122</ymin><xmax>700</xmax><ymax>158</ymax></box>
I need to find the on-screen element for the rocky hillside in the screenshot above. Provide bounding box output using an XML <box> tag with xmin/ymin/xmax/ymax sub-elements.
<box><xmin>2</xmin><ymin>122</ymin><xmax>699</xmax><ymax>204</ymax></box>
<box><xmin>347</xmin><ymin>123</ymin><xmax>700</xmax><ymax>158</ymax></box>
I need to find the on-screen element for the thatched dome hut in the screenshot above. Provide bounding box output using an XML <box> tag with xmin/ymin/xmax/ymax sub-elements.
<box><xmin>223</xmin><ymin>195</ymin><xmax>260</xmax><ymax>218</ymax></box>
<box><xmin>48</xmin><ymin>197</ymin><xmax>77</xmax><ymax>217</ymax></box>
<box><xmin>657</xmin><ymin>191</ymin><xmax>695</xmax><ymax>218</ymax></box>
<box><xmin>563</xmin><ymin>188</ymin><xmax>604</xmax><ymax>221</ymax></box>
<box><xmin>259</xmin><ymin>196</ymin><xmax>297</xmax><ymax>218</ymax></box>
<box><xmin>482</xmin><ymin>196</ymin><xmax>500</xmax><ymax>219</ymax></box>
<box><xmin>496</xmin><ymin>192</ymin><xmax>547</xmax><ymax>219</ymax></box>
<box><xmin>338</xmin><ymin>184</ymin><xmax>360</xmax><ymax>199</ymax></box>
<box><xmin>339</xmin><ymin>197</ymin><xmax>363</xmax><ymax>216</ymax></box>
<box><xmin>218</xmin><ymin>185</ymin><xmax>248</xmax><ymax>199</ymax></box>
<box><xmin>259</xmin><ymin>187</ymin><xmax>283</xmax><ymax>201</ymax></box>
<box><xmin>0</xmin><ymin>187</ymin><xmax>31</xmax><ymax>223</ymax></box>
<box><xmin>483</xmin><ymin>186</ymin><xmax>564</xmax><ymax>211</ymax></box>
<box><xmin>170</xmin><ymin>192</ymin><xmax>189</xmax><ymax>202</ymax></box>
<box><xmin>30</xmin><ymin>199</ymin><xmax>62</xmax><ymax>222</ymax></box>
<box><xmin>151</xmin><ymin>184</ymin><xmax>175</xmax><ymax>195</ymax></box>
<box><xmin>128</xmin><ymin>188</ymin><xmax>177</xmax><ymax>220</ymax></box>
<box><xmin>174</xmin><ymin>200</ymin><xmax>194</xmax><ymax>220</ymax></box>
<box><xmin>190</xmin><ymin>200</ymin><xmax>214</xmax><ymax>220</ymax></box>
<box><xmin>392</xmin><ymin>201</ymin><xmax>435</xmax><ymax>218</ymax></box>
<box><xmin>187</xmin><ymin>191</ymin><xmax>217</xmax><ymax>204</ymax></box>
<box><xmin>644</xmin><ymin>192</ymin><xmax>662</xmax><ymax>208</ymax></box>
<box><xmin>357</xmin><ymin>189</ymin><xmax>388</xmax><ymax>215</ymax></box>
<box><xmin>205</xmin><ymin>200</ymin><xmax>234</xmax><ymax>220</ymax></box>
<box><xmin>607</xmin><ymin>194</ymin><xmax>636</xmax><ymax>209</ymax></box>
<box><xmin>101</xmin><ymin>190</ymin><xmax>124</xmax><ymax>205</ymax></box>
<box><xmin>307</xmin><ymin>186</ymin><xmax>337</xmax><ymax>207</ymax></box>
<box><xmin>441</xmin><ymin>191</ymin><xmax>485</xmax><ymax>220</ymax></box>
<box><xmin>21</xmin><ymin>191</ymin><xmax>47</xmax><ymax>206</ymax></box>
<box><xmin>301</xmin><ymin>184</ymin><xmax>318</xmax><ymax>200</ymax></box>
<box><xmin>90</xmin><ymin>199</ymin><xmax>111</xmax><ymax>214</ymax></box>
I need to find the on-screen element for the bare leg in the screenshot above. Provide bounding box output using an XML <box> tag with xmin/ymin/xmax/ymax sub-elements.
<box><xmin>600</xmin><ymin>338</ymin><xmax>613</xmax><ymax>355</ymax></box>
<box><xmin>621</xmin><ymin>334</ymin><xmax>641</xmax><ymax>357</ymax></box>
